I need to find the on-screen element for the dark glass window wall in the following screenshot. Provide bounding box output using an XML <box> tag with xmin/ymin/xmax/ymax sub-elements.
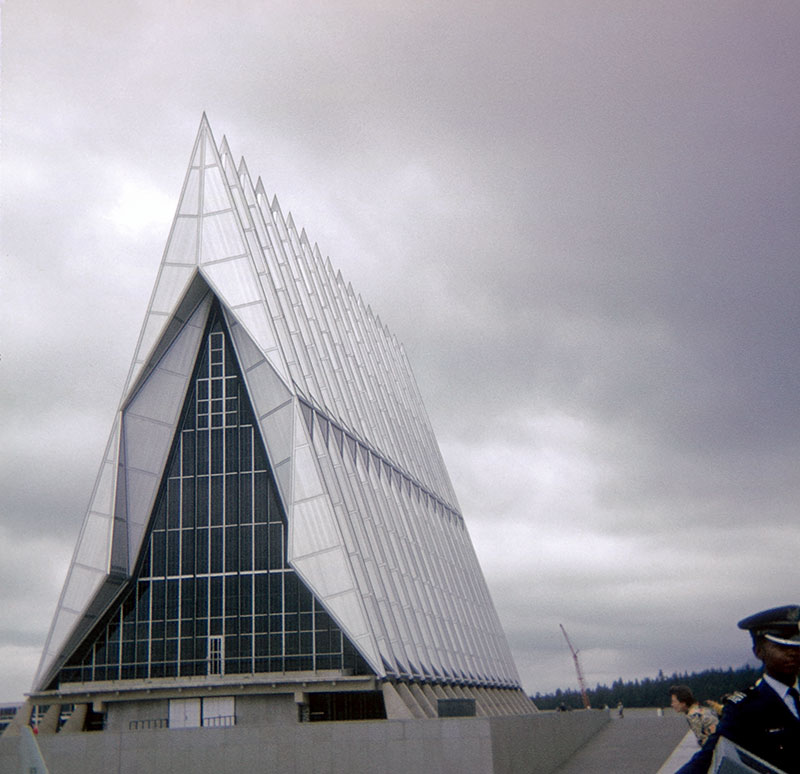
<box><xmin>57</xmin><ymin>304</ymin><xmax>369</xmax><ymax>684</ymax></box>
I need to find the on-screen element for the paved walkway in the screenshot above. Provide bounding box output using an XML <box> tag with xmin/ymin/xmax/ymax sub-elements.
<box><xmin>552</xmin><ymin>710</ymin><xmax>693</xmax><ymax>774</ymax></box>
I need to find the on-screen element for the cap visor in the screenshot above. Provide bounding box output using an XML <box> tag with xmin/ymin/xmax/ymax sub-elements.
<box><xmin>764</xmin><ymin>633</ymin><xmax>800</xmax><ymax>647</ymax></box>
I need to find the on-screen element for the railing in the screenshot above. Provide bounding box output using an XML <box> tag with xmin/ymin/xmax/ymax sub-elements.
<box><xmin>202</xmin><ymin>714</ymin><xmax>236</xmax><ymax>728</ymax></box>
<box><xmin>128</xmin><ymin>717</ymin><xmax>169</xmax><ymax>730</ymax></box>
<box><xmin>127</xmin><ymin>714</ymin><xmax>236</xmax><ymax>730</ymax></box>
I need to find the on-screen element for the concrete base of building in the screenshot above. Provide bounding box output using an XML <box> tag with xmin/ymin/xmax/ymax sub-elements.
<box><xmin>24</xmin><ymin>673</ymin><xmax>536</xmax><ymax>732</ymax></box>
<box><xmin>382</xmin><ymin>682</ymin><xmax>537</xmax><ymax>719</ymax></box>
<box><xmin>0</xmin><ymin>709</ymin><xmax>608</xmax><ymax>774</ymax></box>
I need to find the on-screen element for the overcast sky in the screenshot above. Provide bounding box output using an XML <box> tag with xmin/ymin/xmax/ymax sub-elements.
<box><xmin>2</xmin><ymin>1</ymin><xmax>800</xmax><ymax>703</ymax></box>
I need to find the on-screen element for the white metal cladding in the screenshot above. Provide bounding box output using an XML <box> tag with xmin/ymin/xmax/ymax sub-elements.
<box><xmin>225</xmin><ymin>311</ymin><xmax>383</xmax><ymax>674</ymax></box>
<box><xmin>35</xmin><ymin>115</ymin><xmax>522</xmax><ymax>691</ymax></box>
<box><xmin>210</xmin><ymin>114</ymin><xmax>519</xmax><ymax>686</ymax></box>
<box><xmin>307</xmin><ymin>411</ymin><xmax>520</xmax><ymax>686</ymax></box>
<box><xmin>33</xmin><ymin>295</ymin><xmax>213</xmax><ymax>690</ymax></box>
<box><xmin>231</xmin><ymin>153</ymin><xmax>459</xmax><ymax>509</ymax></box>
<box><xmin>119</xmin><ymin>297</ymin><xmax>212</xmax><ymax>564</ymax></box>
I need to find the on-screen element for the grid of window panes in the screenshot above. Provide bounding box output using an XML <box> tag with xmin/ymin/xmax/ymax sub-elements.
<box><xmin>57</xmin><ymin>307</ymin><xmax>369</xmax><ymax>684</ymax></box>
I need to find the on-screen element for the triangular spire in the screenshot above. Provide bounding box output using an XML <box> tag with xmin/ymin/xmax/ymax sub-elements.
<box><xmin>33</xmin><ymin>117</ymin><xmax>523</xmax><ymax>702</ymax></box>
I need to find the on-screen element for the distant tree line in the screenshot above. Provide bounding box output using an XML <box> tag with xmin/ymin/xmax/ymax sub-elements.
<box><xmin>531</xmin><ymin>665</ymin><xmax>763</xmax><ymax>710</ymax></box>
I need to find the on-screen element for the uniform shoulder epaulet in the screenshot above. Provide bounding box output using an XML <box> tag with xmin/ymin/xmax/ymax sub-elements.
<box><xmin>724</xmin><ymin>689</ymin><xmax>748</xmax><ymax>705</ymax></box>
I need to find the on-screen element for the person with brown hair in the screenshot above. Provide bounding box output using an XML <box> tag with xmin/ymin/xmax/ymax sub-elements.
<box><xmin>669</xmin><ymin>684</ymin><xmax>718</xmax><ymax>746</ymax></box>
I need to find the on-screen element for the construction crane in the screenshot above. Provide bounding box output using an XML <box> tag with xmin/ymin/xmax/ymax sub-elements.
<box><xmin>559</xmin><ymin>624</ymin><xmax>591</xmax><ymax>709</ymax></box>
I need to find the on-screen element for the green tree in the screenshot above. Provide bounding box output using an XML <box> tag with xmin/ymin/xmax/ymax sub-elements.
<box><xmin>531</xmin><ymin>664</ymin><xmax>762</xmax><ymax>710</ymax></box>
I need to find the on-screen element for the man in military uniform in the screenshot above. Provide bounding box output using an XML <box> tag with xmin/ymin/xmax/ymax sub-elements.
<box><xmin>677</xmin><ymin>604</ymin><xmax>800</xmax><ymax>774</ymax></box>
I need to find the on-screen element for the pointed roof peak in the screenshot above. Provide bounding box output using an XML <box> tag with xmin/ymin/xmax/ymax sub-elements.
<box><xmin>197</xmin><ymin>112</ymin><xmax>215</xmax><ymax>141</ymax></box>
<box><xmin>187</xmin><ymin>112</ymin><xmax>224</xmax><ymax>173</ymax></box>
<box><xmin>185</xmin><ymin>114</ymin><xmax>216</xmax><ymax>171</ymax></box>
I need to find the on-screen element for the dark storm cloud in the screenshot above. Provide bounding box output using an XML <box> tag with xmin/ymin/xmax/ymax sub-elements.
<box><xmin>2</xmin><ymin>1</ymin><xmax>800</xmax><ymax>698</ymax></box>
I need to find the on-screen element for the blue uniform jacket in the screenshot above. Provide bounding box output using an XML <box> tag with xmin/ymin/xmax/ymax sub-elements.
<box><xmin>676</xmin><ymin>680</ymin><xmax>800</xmax><ymax>774</ymax></box>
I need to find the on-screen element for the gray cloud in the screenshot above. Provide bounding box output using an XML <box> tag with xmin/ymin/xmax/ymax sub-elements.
<box><xmin>2</xmin><ymin>1</ymin><xmax>800</xmax><ymax>700</ymax></box>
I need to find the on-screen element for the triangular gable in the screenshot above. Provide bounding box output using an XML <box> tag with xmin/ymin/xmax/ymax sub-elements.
<box><xmin>124</xmin><ymin>116</ymin><xmax>290</xmax><ymax>398</ymax></box>
<box><xmin>46</xmin><ymin>304</ymin><xmax>374</xmax><ymax>689</ymax></box>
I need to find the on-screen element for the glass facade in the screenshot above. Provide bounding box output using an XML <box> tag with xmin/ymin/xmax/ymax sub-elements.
<box><xmin>54</xmin><ymin>304</ymin><xmax>369</xmax><ymax>686</ymax></box>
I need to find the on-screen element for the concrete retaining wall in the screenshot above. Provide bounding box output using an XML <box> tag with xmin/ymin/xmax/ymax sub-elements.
<box><xmin>489</xmin><ymin>711</ymin><xmax>609</xmax><ymax>774</ymax></box>
<box><xmin>0</xmin><ymin>710</ymin><xmax>608</xmax><ymax>774</ymax></box>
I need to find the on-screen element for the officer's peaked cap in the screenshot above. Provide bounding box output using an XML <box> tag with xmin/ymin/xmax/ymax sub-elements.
<box><xmin>737</xmin><ymin>605</ymin><xmax>800</xmax><ymax>646</ymax></box>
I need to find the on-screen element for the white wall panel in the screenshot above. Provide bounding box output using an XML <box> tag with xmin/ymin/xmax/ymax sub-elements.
<box><xmin>292</xmin><ymin>549</ymin><xmax>352</xmax><ymax>599</ymax></box>
<box><xmin>292</xmin><ymin>445</ymin><xmax>325</xmax><ymax>502</ymax></box>
<box><xmin>201</xmin><ymin>211</ymin><xmax>246</xmax><ymax>259</ymax></box>
<box><xmin>150</xmin><ymin>264</ymin><xmax>197</xmax><ymax>316</ymax></box>
<box><xmin>87</xmin><ymin>423</ymin><xmax>120</xmax><ymax>520</ymax></box>
<box><xmin>118</xmin><ymin>298</ymin><xmax>210</xmax><ymax>570</ymax></box>
<box><xmin>60</xmin><ymin>565</ymin><xmax>105</xmax><ymax>613</ymax></box>
<box><xmin>74</xmin><ymin>513</ymin><xmax>112</xmax><ymax>569</ymax></box>
<box><xmin>226</xmin><ymin>318</ymin><xmax>265</xmax><ymax>370</ymax></box>
<box><xmin>291</xmin><ymin>497</ymin><xmax>342</xmax><ymax>557</ymax></box>
<box><xmin>232</xmin><ymin>305</ymin><xmax>282</xmax><ymax>369</ymax></box>
<box><xmin>135</xmin><ymin>313</ymin><xmax>171</xmax><ymax>374</ymax></box>
<box><xmin>123</xmin><ymin>467</ymin><xmax>161</xmax><ymax>558</ymax></box>
<box><xmin>178</xmin><ymin>168</ymin><xmax>201</xmax><ymax>215</ymax></box>
<box><xmin>229</xmin><ymin>314</ymin><xmax>290</xmax><ymax>406</ymax></box>
<box><xmin>125</xmin><ymin>371</ymin><xmax>187</xmax><ymax>426</ymax></box>
<box><xmin>272</xmin><ymin>461</ymin><xmax>293</xmax><ymax>511</ymax></box>
<box><xmin>202</xmin><ymin>167</ymin><xmax>230</xmax><ymax>214</ymax></box>
<box><xmin>31</xmin><ymin>416</ymin><xmax>123</xmax><ymax>689</ymax></box>
<box><xmin>123</xmin><ymin>415</ymin><xmax>175</xmax><ymax>474</ymax></box>
<box><xmin>157</xmin><ymin>308</ymin><xmax>208</xmax><ymax>374</ymax></box>
<box><xmin>201</xmin><ymin>256</ymin><xmax>260</xmax><ymax>308</ymax></box>
<box><xmin>38</xmin><ymin>609</ymin><xmax>79</xmax><ymax>682</ymax></box>
<box><xmin>257</xmin><ymin>403</ymin><xmax>294</xmax><ymax>469</ymax></box>
<box><xmin>164</xmin><ymin>217</ymin><xmax>199</xmax><ymax>264</ymax></box>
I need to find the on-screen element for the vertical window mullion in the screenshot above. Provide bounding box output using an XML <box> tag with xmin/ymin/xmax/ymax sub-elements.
<box><xmin>311</xmin><ymin>598</ymin><xmax>316</xmax><ymax>671</ymax></box>
<box><xmin>146</xmin><ymin>579</ymin><xmax>153</xmax><ymax>679</ymax></box>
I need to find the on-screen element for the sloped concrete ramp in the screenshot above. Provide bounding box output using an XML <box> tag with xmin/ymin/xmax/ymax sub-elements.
<box><xmin>553</xmin><ymin>710</ymin><xmax>689</xmax><ymax>774</ymax></box>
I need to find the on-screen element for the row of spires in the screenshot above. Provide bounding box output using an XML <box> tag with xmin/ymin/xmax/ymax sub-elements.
<box><xmin>153</xmin><ymin>116</ymin><xmax>459</xmax><ymax>510</ymax></box>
